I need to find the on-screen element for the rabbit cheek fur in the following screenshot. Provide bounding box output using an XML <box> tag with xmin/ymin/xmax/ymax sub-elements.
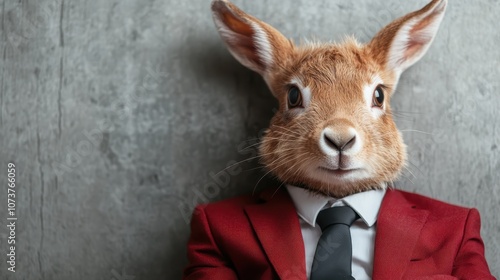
<box><xmin>212</xmin><ymin>0</ymin><xmax>447</xmax><ymax>198</ymax></box>
<box><xmin>259</xmin><ymin>42</ymin><xmax>407</xmax><ymax>198</ymax></box>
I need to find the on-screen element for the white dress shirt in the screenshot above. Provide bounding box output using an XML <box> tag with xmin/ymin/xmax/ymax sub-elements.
<box><xmin>286</xmin><ymin>185</ymin><xmax>386</xmax><ymax>280</ymax></box>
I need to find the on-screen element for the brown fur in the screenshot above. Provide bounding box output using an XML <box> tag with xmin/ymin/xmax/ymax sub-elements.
<box><xmin>260</xmin><ymin>39</ymin><xmax>405</xmax><ymax>197</ymax></box>
<box><xmin>211</xmin><ymin>0</ymin><xmax>447</xmax><ymax>198</ymax></box>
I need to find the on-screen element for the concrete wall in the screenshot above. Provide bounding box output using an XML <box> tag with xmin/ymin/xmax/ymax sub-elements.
<box><xmin>0</xmin><ymin>0</ymin><xmax>498</xmax><ymax>279</ymax></box>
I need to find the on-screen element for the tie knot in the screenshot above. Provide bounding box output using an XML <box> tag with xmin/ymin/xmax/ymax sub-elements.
<box><xmin>316</xmin><ymin>206</ymin><xmax>359</xmax><ymax>231</ymax></box>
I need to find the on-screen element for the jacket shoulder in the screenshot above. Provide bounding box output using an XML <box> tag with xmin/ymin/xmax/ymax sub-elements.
<box><xmin>195</xmin><ymin>192</ymin><xmax>263</xmax><ymax>218</ymax></box>
<box><xmin>389</xmin><ymin>189</ymin><xmax>471</xmax><ymax>217</ymax></box>
<box><xmin>199</xmin><ymin>194</ymin><xmax>261</xmax><ymax>212</ymax></box>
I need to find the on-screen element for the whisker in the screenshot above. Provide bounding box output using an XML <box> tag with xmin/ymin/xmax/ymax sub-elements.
<box><xmin>399</xmin><ymin>129</ymin><xmax>433</xmax><ymax>135</ymax></box>
<box><xmin>253</xmin><ymin>154</ymin><xmax>298</xmax><ymax>195</ymax></box>
<box><xmin>211</xmin><ymin>154</ymin><xmax>267</xmax><ymax>178</ymax></box>
<box><xmin>278</xmin><ymin>154</ymin><xmax>306</xmax><ymax>183</ymax></box>
<box><xmin>271</xmin><ymin>180</ymin><xmax>286</xmax><ymax>198</ymax></box>
<box><xmin>406</xmin><ymin>160</ymin><xmax>425</xmax><ymax>176</ymax></box>
<box><xmin>275</xmin><ymin>131</ymin><xmax>302</xmax><ymax>139</ymax></box>
<box><xmin>253</xmin><ymin>168</ymin><xmax>277</xmax><ymax>196</ymax></box>
<box><xmin>241</xmin><ymin>165</ymin><xmax>267</xmax><ymax>173</ymax></box>
<box><xmin>403</xmin><ymin>166</ymin><xmax>417</xmax><ymax>179</ymax></box>
<box><xmin>272</xmin><ymin>125</ymin><xmax>302</xmax><ymax>136</ymax></box>
<box><xmin>269</xmin><ymin>152</ymin><xmax>311</xmax><ymax>197</ymax></box>
<box><xmin>388</xmin><ymin>114</ymin><xmax>414</xmax><ymax>121</ymax></box>
<box><xmin>392</xmin><ymin>110</ymin><xmax>424</xmax><ymax>115</ymax></box>
<box><xmin>239</xmin><ymin>142</ymin><xmax>262</xmax><ymax>151</ymax></box>
<box><xmin>398</xmin><ymin>173</ymin><xmax>415</xmax><ymax>185</ymax></box>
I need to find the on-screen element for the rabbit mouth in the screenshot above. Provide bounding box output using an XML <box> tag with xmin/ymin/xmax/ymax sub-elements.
<box><xmin>318</xmin><ymin>166</ymin><xmax>361</xmax><ymax>177</ymax></box>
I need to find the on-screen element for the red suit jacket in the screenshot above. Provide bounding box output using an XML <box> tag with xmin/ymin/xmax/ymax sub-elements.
<box><xmin>183</xmin><ymin>188</ymin><xmax>495</xmax><ymax>280</ymax></box>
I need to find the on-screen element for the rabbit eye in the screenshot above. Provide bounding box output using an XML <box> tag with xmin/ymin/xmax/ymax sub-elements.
<box><xmin>287</xmin><ymin>86</ymin><xmax>302</xmax><ymax>108</ymax></box>
<box><xmin>372</xmin><ymin>86</ymin><xmax>384</xmax><ymax>108</ymax></box>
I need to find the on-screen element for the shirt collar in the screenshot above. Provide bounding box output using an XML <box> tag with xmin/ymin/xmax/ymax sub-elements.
<box><xmin>286</xmin><ymin>184</ymin><xmax>386</xmax><ymax>228</ymax></box>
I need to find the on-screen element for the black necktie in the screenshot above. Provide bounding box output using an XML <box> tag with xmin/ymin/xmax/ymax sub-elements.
<box><xmin>310</xmin><ymin>206</ymin><xmax>359</xmax><ymax>280</ymax></box>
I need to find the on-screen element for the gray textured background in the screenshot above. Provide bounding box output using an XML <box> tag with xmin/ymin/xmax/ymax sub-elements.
<box><xmin>0</xmin><ymin>0</ymin><xmax>498</xmax><ymax>279</ymax></box>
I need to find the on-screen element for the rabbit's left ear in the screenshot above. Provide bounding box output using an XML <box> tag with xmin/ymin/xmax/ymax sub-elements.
<box><xmin>369</xmin><ymin>0</ymin><xmax>447</xmax><ymax>76</ymax></box>
<box><xmin>211</xmin><ymin>0</ymin><xmax>293</xmax><ymax>77</ymax></box>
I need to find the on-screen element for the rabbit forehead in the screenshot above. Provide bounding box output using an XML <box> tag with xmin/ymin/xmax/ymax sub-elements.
<box><xmin>275</xmin><ymin>41</ymin><xmax>394</xmax><ymax>103</ymax></box>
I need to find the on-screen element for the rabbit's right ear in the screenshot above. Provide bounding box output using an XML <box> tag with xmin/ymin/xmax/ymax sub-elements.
<box><xmin>211</xmin><ymin>0</ymin><xmax>293</xmax><ymax>77</ymax></box>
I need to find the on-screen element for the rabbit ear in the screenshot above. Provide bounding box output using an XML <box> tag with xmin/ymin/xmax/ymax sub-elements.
<box><xmin>369</xmin><ymin>0</ymin><xmax>447</xmax><ymax>76</ymax></box>
<box><xmin>211</xmin><ymin>0</ymin><xmax>293</xmax><ymax>76</ymax></box>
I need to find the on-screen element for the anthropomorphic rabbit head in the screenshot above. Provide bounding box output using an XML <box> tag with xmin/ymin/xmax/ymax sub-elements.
<box><xmin>211</xmin><ymin>0</ymin><xmax>447</xmax><ymax>197</ymax></box>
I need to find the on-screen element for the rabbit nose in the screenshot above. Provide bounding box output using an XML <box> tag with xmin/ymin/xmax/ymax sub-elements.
<box><xmin>323</xmin><ymin>132</ymin><xmax>356</xmax><ymax>151</ymax></box>
<box><xmin>321</xmin><ymin>127</ymin><xmax>357</xmax><ymax>154</ymax></box>
<box><xmin>324</xmin><ymin>133</ymin><xmax>356</xmax><ymax>151</ymax></box>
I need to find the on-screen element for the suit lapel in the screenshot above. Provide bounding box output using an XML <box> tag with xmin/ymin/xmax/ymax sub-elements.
<box><xmin>244</xmin><ymin>187</ymin><xmax>307</xmax><ymax>280</ymax></box>
<box><xmin>372</xmin><ymin>189</ymin><xmax>429</xmax><ymax>280</ymax></box>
